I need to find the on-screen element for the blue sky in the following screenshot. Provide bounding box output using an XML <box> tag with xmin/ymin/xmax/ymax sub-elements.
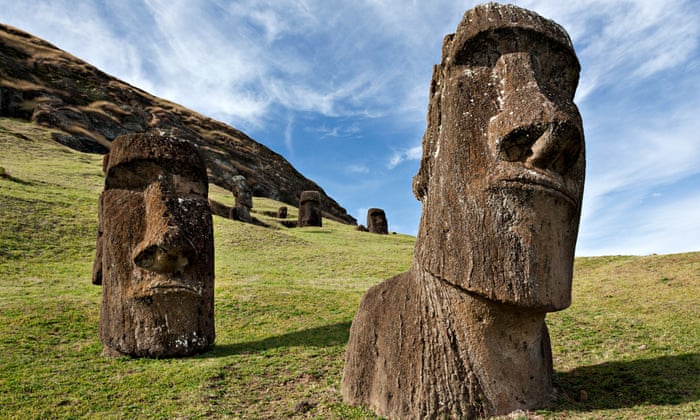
<box><xmin>2</xmin><ymin>0</ymin><xmax>699</xmax><ymax>256</ymax></box>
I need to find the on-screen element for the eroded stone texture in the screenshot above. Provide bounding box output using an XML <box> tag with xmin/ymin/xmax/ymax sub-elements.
<box><xmin>366</xmin><ymin>208</ymin><xmax>388</xmax><ymax>234</ymax></box>
<box><xmin>92</xmin><ymin>131</ymin><xmax>215</xmax><ymax>358</ymax></box>
<box><xmin>298</xmin><ymin>190</ymin><xmax>322</xmax><ymax>227</ymax></box>
<box><xmin>231</xmin><ymin>175</ymin><xmax>253</xmax><ymax>222</ymax></box>
<box><xmin>342</xmin><ymin>3</ymin><xmax>585</xmax><ymax>418</ymax></box>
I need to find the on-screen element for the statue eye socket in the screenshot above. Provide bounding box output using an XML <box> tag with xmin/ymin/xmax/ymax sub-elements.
<box><xmin>105</xmin><ymin>163</ymin><xmax>161</xmax><ymax>191</ymax></box>
<box><xmin>105</xmin><ymin>162</ymin><xmax>206</xmax><ymax>197</ymax></box>
<box><xmin>535</xmin><ymin>52</ymin><xmax>578</xmax><ymax>100</ymax></box>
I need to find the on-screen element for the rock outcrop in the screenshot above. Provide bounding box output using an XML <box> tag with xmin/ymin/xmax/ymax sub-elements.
<box><xmin>0</xmin><ymin>23</ymin><xmax>356</xmax><ymax>224</ymax></box>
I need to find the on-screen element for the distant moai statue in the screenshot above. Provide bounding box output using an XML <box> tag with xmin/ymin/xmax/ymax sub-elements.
<box><xmin>366</xmin><ymin>208</ymin><xmax>388</xmax><ymax>234</ymax></box>
<box><xmin>277</xmin><ymin>206</ymin><xmax>288</xmax><ymax>219</ymax></box>
<box><xmin>297</xmin><ymin>190</ymin><xmax>322</xmax><ymax>227</ymax></box>
<box><xmin>231</xmin><ymin>174</ymin><xmax>253</xmax><ymax>222</ymax></box>
<box><xmin>92</xmin><ymin>131</ymin><xmax>215</xmax><ymax>358</ymax></box>
<box><xmin>342</xmin><ymin>4</ymin><xmax>585</xmax><ymax>418</ymax></box>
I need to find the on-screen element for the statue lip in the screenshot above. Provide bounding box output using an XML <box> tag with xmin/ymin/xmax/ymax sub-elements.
<box><xmin>148</xmin><ymin>279</ymin><xmax>201</xmax><ymax>295</ymax></box>
<box><xmin>494</xmin><ymin>167</ymin><xmax>579</xmax><ymax>206</ymax></box>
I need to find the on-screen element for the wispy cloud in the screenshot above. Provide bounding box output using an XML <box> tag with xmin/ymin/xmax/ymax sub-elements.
<box><xmin>284</xmin><ymin>116</ymin><xmax>295</xmax><ymax>156</ymax></box>
<box><xmin>347</xmin><ymin>165</ymin><xmax>370</xmax><ymax>174</ymax></box>
<box><xmin>519</xmin><ymin>0</ymin><xmax>700</xmax><ymax>102</ymax></box>
<box><xmin>388</xmin><ymin>145</ymin><xmax>422</xmax><ymax>169</ymax></box>
<box><xmin>306</xmin><ymin>123</ymin><xmax>361</xmax><ymax>139</ymax></box>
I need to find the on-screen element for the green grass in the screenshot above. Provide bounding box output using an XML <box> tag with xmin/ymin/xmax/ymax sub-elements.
<box><xmin>1</xmin><ymin>117</ymin><xmax>698</xmax><ymax>419</ymax></box>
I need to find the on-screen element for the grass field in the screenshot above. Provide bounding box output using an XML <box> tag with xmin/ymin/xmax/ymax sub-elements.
<box><xmin>1</xmin><ymin>117</ymin><xmax>698</xmax><ymax>419</ymax></box>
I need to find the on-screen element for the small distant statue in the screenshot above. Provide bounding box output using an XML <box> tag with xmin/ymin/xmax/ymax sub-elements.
<box><xmin>92</xmin><ymin>131</ymin><xmax>215</xmax><ymax>358</ymax></box>
<box><xmin>366</xmin><ymin>208</ymin><xmax>388</xmax><ymax>234</ymax></box>
<box><xmin>342</xmin><ymin>4</ymin><xmax>585</xmax><ymax>418</ymax></box>
<box><xmin>297</xmin><ymin>190</ymin><xmax>322</xmax><ymax>227</ymax></box>
<box><xmin>277</xmin><ymin>206</ymin><xmax>288</xmax><ymax>219</ymax></box>
<box><xmin>231</xmin><ymin>174</ymin><xmax>253</xmax><ymax>222</ymax></box>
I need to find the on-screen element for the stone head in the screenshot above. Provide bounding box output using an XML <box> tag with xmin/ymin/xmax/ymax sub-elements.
<box><xmin>277</xmin><ymin>206</ymin><xmax>288</xmax><ymax>219</ymax></box>
<box><xmin>367</xmin><ymin>208</ymin><xmax>388</xmax><ymax>234</ymax></box>
<box><xmin>413</xmin><ymin>3</ymin><xmax>585</xmax><ymax>311</ymax></box>
<box><xmin>298</xmin><ymin>190</ymin><xmax>322</xmax><ymax>227</ymax></box>
<box><xmin>94</xmin><ymin>131</ymin><xmax>215</xmax><ymax>357</ymax></box>
<box><xmin>232</xmin><ymin>175</ymin><xmax>253</xmax><ymax>209</ymax></box>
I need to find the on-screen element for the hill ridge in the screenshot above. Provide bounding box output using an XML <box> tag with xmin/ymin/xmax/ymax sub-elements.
<box><xmin>0</xmin><ymin>22</ymin><xmax>356</xmax><ymax>225</ymax></box>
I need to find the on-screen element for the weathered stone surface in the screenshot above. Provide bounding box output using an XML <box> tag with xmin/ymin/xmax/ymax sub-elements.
<box><xmin>231</xmin><ymin>175</ymin><xmax>253</xmax><ymax>222</ymax></box>
<box><xmin>92</xmin><ymin>131</ymin><xmax>215</xmax><ymax>358</ymax></box>
<box><xmin>277</xmin><ymin>206</ymin><xmax>288</xmax><ymax>219</ymax></box>
<box><xmin>343</xmin><ymin>3</ymin><xmax>585</xmax><ymax>418</ymax></box>
<box><xmin>298</xmin><ymin>190</ymin><xmax>322</xmax><ymax>227</ymax></box>
<box><xmin>366</xmin><ymin>208</ymin><xmax>388</xmax><ymax>234</ymax></box>
<box><xmin>0</xmin><ymin>23</ymin><xmax>356</xmax><ymax>225</ymax></box>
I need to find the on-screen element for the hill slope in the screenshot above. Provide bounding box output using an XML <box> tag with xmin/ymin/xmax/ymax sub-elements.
<box><xmin>0</xmin><ymin>23</ymin><xmax>356</xmax><ymax>224</ymax></box>
<box><xmin>1</xmin><ymin>120</ymin><xmax>698</xmax><ymax>418</ymax></box>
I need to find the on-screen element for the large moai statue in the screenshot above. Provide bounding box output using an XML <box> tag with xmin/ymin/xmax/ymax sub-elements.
<box><xmin>92</xmin><ymin>131</ymin><xmax>215</xmax><ymax>358</ymax></box>
<box><xmin>366</xmin><ymin>208</ymin><xmax>388</xmax><ymax>234</ymax></box>
<box><xmin>231</xmin><ymin>174</ymin><xmax>253</xmax><ymax>222</ymax></box>
<box><xmin>297</xmin><ymin>190</ymin><xmax>322</xmax><ymax>227</ymax></box>
<box><xmin>342</xmin><ymin>4</ymin><xmax>585</xmax><ymax>418</ymax></box>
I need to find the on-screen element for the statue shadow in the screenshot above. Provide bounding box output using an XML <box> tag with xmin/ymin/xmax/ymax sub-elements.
<box><xmin>204</xmin><ymin>321</ymin><xmax>351</xmax><ymax>357</ymax></box>
<box><xmin>202</xmin><ymin>325</ymin><xmax>699</xmax><ymax>412</ymax></box>
<box><xmin>0</xmin><ymin>172</ymin><xmax>32</xmax><ymax>185</ymax></box>
<box><xmin>551</xmin><ymin>353</ymin><xmax>700</xmax><ymax>411</ymax></box>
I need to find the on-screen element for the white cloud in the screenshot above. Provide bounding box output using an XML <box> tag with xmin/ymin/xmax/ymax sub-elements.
<box><xmin>578</xmin><ymin>191</ymin><xmax>700</xmax><ymax>256</ymax></box>
<box><xmin>306</xmin><ymin>123</ymin><xmax>361</xmax><ymax>139</ymax></box>
<box><xmin>347</xmin><ymin>165</ymin><xmax>370</xmax><ymax>174</ymax></box>
<box><xmin>388</xmin><ymin>145</ymin><xmax>422</xmax><ymax>169</ymax></box>
<box><xmin>284</xmin><ymin>116</ymin><xmax>295</xmax><ymax>156</ymax></box>
<box><xmin>517</xmin><ymin>0</ymin><xmax>699</xmax><ymax>102</ymax></box>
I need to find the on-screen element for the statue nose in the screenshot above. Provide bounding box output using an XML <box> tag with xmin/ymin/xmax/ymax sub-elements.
<box><xmin>132</xmin><ymin>181</ymin><xmax>192</xmax><ymax>274</ymax></box>
<box><xmin>489</xmin><ymin>52</ymin><xmax>583</xmax><ymax>176</ymax></box>
<box><xmin>497</xmin><ymin>121</ymin><xmax>582</xmax><ymax>175</ymax></box>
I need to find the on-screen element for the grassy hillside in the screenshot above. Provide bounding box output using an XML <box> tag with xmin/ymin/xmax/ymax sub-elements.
<box><xmin>1</xmin><ymin>117</ymin><xmax>698</xmax><ymax>419</ymax></box>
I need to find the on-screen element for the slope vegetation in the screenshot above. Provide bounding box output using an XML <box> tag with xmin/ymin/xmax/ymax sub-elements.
<box><xmin>0</xmin><ymin>118</ymin><xmax>698</xmax><ymax>418</ymax></box>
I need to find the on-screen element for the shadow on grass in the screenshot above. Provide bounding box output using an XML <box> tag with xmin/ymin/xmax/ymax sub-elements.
<box><xmin>206</xmin><ymin>321</ymin><xmax>352</xmax><ymax>357</ymax></box>
<box><xmin>552</xmin><ymin>353</ymin><xmax>700</xmax><ymax>411</ymax></box>
<box><xmin>0</xmin><ymin>172</ymin><xmax>32</xmax><ymax>185</ymax></box>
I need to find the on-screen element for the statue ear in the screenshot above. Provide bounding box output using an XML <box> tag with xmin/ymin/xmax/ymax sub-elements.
<box><xmin>412</xmin><ymin>62</ymin><xmax>446</xmax><ymax>202</ymax></box>
<box><xmin>92</xmin><ymin>192</ymin><xmax>104</xmax><ymax>286</ymax></box>
<box><xmin>412</xmin><ymin>163</ymin><xmax>428</xmax><ymax>201</ymax></box>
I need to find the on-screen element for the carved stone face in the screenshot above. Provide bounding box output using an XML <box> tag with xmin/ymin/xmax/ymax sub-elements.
<box><xmin>232</xmin><ymin>175</ymin><xmax>253</xmax><ymax>209</ymax></box>
<box><xmin>367</xmin><ymin>208</ymin><xmax>388</xmax><ymax>234</ymax></box>
<box><xmin>298</xmin><ymin>190</ymin><xmax>322</xmax><ymax>227</ymax></box>
<box><xmin>95</xmin><ymin>132</ymin><xmax>215</xmax><ymax>357</ymax></box>
<box><xmin>413</xmin><ymin>7</ymin><xmax>585</xmax><ymax>311</ymax></box>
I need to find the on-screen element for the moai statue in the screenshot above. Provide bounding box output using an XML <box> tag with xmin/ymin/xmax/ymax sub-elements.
<box><xmin>297</xmin><ymin>191</ymin><xmax>322</xmax><ymax>227</ymax></box>
<box><xmin>92</xmin><ymin>131</ymin><xmax>215</xmax><ymax>358</ymax></box>
<box><xmin>231</xmin><ymin>174</ymin><xmax>253</xmax><ymax>222</ymax></box>
<box><xmin>277</xmin><ymin>206</ymin><xmax>288</xmax><ymax>219</ymax></box>
<box><xmin>342</xmin><ymin>4</ymin><xmax>585</xmax><ymax>418</ymax></box>
<box><xmin>366</xmin><ymin>208</ymin><xmax>388</xmax><ymax>234</ymax></box>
